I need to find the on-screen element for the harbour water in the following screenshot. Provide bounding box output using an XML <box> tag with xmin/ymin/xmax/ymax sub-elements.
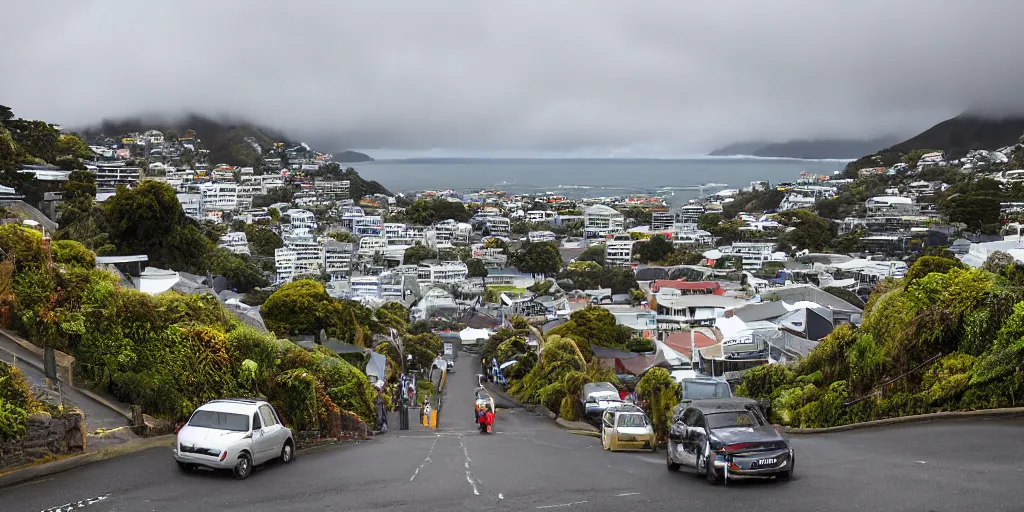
<box><xmin>356</xmin><ymin>157</ymin><xmax>849</xmax><ymax>204</ymax></box>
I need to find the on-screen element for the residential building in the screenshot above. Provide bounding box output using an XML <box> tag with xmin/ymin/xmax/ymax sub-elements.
<box><xmin>199</xmin><ymin>183</ymin><xmax>238</xmax><ymax>211</ymax></box>
<box><xmin>358</xmin><ymin>236</ymin><xmax>388</xmax><ymax>258</ymax></box>
<box><xmin>285</xmin><ymin>209</ymin><xmax>317</xmax><ymax>232</ymax></box>
<box><xmin>218</xmin><ymin>232</ymin><xmax>250</xmax><ymax>255</ymax></box>
<box><xmin>417</xmin><ymin>261</ymin><xmax>469</xmax><ymax>284</ymax></box>
<box><xmin>177</xmin><ymin>193</ymin><xmax>203</xmax><ymax>220</ymax></box>
<box><xmin>604</xmin><ymin>233</ymin><xmax>634</xmax><ymax>267</ymax></box>
<box><xmin>353</xmin><ymin>215</ymin><xmax>384</xmax><ymax>237</ymax></box>
<box><xmin>91</xmin><ymin>164</ymin><xmax>142</xmax><ymax>191</ymax></box>
<box><xmin>583</xmin><ymin>204</ymin><xmax>624</xmax><ymax>239</ymax></box>
<box><xmin>650</xmin><ymin>280</ymin><xmax>724</xmax><ymax>295</ymax></box>
<box><xmin>323</xmin><ymin>240</ymin><xmax>355</xmax><ymax>280</ymax></box>
<box><xmin>720</xmin><ymin>242</ymin><xmax>786</xmax><ymax>270</ymax></box>
<box><xmin>485</xmin><ymin>216</ymin><xmax>511</xmax><ymax>237</ymax></box>
<box><xmin>527</xmin><ymin>210</ymin><xmax>556</xmax><ymax>223</ymax></box>
<box><xmin>651</xmin><ymin>210</ymin><xmax>675</xmax><ymax>231</ymax></box>
<box><xmin>528</xmin><ymin>230</ymin><xmax>557</xmax><ymax>243</ymax></box>
<box><xmin>677</xmin><ymin>205</ymin><xmax>705</xmax><ymax>224</ymax></box>
<box><xmin>314</xmin><ymin>180</ymin><xmax>350</xmax><ymax>200</ymax></box>
<box><xmin>236</xmin><ymin>184</ymin><xmax>263</xmax><ymax>210</ymax></box>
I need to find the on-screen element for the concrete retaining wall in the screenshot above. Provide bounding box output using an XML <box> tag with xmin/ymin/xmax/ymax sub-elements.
<box><xmin>0</xmin><ymin>410</ymin><xmax>86</xmax><ymax>470</ymax></box>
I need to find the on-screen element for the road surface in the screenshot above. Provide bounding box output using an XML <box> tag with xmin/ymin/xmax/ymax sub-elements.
<box><xmin>4</xmin><ymin>357</ymin><xmax>1024</xmax><ymax>512</ymax></box>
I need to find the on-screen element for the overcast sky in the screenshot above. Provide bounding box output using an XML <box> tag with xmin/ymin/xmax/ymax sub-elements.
<box><xmin>3</xmin><ymin>1</ymin><xmax>1024</xmax><ymax>156</ymax></box>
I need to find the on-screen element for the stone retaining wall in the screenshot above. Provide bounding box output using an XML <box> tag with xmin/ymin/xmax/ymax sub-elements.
<box><xmin>0</xmin><ymin>410</ymin><xmax>86</xmax><ymax>470</ymax></box>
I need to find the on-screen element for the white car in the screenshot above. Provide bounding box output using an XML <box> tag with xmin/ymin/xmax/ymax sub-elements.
<box><xmin>174</xmin><ymin>398</ymin><xmax>295</xmax><ymax>480</ymax></box>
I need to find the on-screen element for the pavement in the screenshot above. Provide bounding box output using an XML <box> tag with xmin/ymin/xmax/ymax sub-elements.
<box><xmin>4</xmin><ymin>355</ymin><xmax>1024</xmax><ymax>511</ymax></box>
<box><xmin>0</xmin><ymin>334</ymin><xmax>130</xmax><ymax>433</ymax></box>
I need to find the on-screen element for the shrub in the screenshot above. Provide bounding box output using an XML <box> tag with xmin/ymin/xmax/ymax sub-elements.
<box><xmin>51</xmin><ymin>239</ymin><xmax>95</xmax><ymax>269</ymax></box>
<box><xmin>636</xmin><ymin>368</ymin><xmax>680</xmax><ymax>439</ymax></box>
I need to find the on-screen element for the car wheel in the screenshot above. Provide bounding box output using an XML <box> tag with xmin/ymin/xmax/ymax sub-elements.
<box><xmin>777</xmin><ymin>454</ymin><xmax>794</xmax><ymax>481</ymax></box>
<box><xmin>176</xmin><ymin>461</ymin><xmax>195</xmax><ymax>472</ymax></box>
<box><xmin>280</xmin><ymin>440</ymin><xmax>295</xmax><ymax>464</ymax></box>
<box><xmin>666</xmin><ymin>446</ymin><xmax>680</xmax><ymax>472</ymax></box>
<box><xmin>706</xmin><ymin>452</ymin><xmax>723</xmax><ymax>485</ymax></box>
<box><xmin>233</xmin><ymin>453</ymin><xmax>253</xmax><ymax>480</ymax></box>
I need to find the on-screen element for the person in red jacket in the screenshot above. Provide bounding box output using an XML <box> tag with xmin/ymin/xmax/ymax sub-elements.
<box><xmin>479</xmin><ymin>406</ymin><xmax>494</xmax><ymax>433</ymax></box>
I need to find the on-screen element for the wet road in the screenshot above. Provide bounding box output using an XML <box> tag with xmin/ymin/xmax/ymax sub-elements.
<box><xmin>4</xmin><ymin>358</ymin><xmax>1024</xmax><ymax>512</ymax></box>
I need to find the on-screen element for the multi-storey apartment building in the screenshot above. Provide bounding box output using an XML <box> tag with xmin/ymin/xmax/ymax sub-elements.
<box><xmin>218</xmin><ymin>232</ymin><xmax>250</xmax><ymax>256</ymax></box>
<box><xmin>583</xmin><ymin>204</ymin><xmax>624</xmax><ymax>239</ymax></box>
<box><xmin>417</xmin><ymin>261</ymin><xmax>469</xmax><ymax>284</ymax></box>
<box><xmin>604</xmin><ymin>233</ymin><xmax>635</xmax><ymax>267</ymax></box>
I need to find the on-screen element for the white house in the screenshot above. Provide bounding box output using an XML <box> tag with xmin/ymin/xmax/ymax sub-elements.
<box><xmin>583</xmin><ymin>204</ymin><xmax>624</xmax><ymax>239</ymax></box>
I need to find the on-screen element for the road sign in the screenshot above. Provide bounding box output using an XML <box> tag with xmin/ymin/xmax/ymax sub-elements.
<box><xmin>443</xmin><ymin>342</ymin><xmax>454</xmax><ymax>356</ymax></box>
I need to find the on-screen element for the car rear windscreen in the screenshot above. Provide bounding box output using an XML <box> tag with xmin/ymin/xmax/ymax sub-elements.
<box><xmin>706</xmin><ymin>410</ymin><xmax>764</xmax><ymax>429</ymax></box>
<box><xmin>188</xmin><ymin>410</ymin><xmax>250</xmax><ymax>431</ymax></box>
<box><xmin>683</xmin><ymin>381</ymin><xmax>731</xmax><ymax>399</ymax></box>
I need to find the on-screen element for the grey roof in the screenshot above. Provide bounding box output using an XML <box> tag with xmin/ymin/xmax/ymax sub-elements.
<box><xmin>732</xmin><ymin>301</ymin><xmax>790</xmax><ymax>322</ymax></box>
<box><xmin>759</xmin><ymin>284</ymin><xmax>863</xmax><ymax>313</ymax></box>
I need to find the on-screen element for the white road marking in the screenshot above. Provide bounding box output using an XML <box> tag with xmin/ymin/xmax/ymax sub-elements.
<box><xmin>616</xmin><ymin>492</ymin><xmax>641</xmax><ymax>497</ymax></box>
<box><xmin>459</xmin><ymin>436</ymin><xmax>480</xmax><ymax>495</ymax></box>
<box><xmin>410</xmin><ymin>436</ymin><xmax>440</xmax><ymax>481</ymax></box>
<box><xmin>916</xmin><ymin>461</ymin><xmax>927</xmax><ymax>464</ymax></box>
<box><xmin>537</xmin><ymin>501</ymin><xmax>587</xmax><ymax>509</ymax></box>
<box><xmin>40</xmin><ymin>494</ymin><xmax>110</xmax><ymax>512</ymax></box>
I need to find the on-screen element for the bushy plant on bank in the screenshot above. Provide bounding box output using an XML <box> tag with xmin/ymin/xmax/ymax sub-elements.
<box><xmin>0</xmin><ymin>225</ymin><xmax>429</xmax><ymax>438</ymax></box>
<box><xmin>736</xmin><ymin>253</ymin><xmax>1024</xmax><ymax>428</ymax></box>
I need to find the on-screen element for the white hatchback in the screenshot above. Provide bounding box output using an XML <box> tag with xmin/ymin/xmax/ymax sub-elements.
<box><xmin>174</xmin><ymin>398</ymin><xmax>295</xmax><ymax>480</ymax></box>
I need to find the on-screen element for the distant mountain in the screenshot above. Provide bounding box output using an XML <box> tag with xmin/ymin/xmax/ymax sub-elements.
<box><xmin>883</xmin><ymin>114</ymin><xmax>1024</xmax><ymax>158</ymax></box>
<box><xmin>331</xmin><ymin>150</ymin><xmax>374</xmax><ymax>163</ymax></box>
<box><xmin>81</xmin><ymin>114</ymin><xmax>293</xmax><ymax>167</ymax></box>
<box><xmin>843</xmin><ymin>113</ymin><xmax>1024</xmax><ymax>176</ymax></box>
<box><xmin>709</xmin><ymin>136</ymin><xmax>902</xmax><ymax>159</ymax></box>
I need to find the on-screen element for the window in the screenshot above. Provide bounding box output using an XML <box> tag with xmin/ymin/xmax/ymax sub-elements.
<box><xmin>252</xmin><ymin>412</ymin><xmax>262</xmax><ymax>430</ymax></box>
<box><xmin>682</xmin><ymin>381</ymin><xmax>732</xmax><ymax>400</ymax></box>
<box><xmin>187</xmin><ymin>411</ymin><xmax>250</xmax><ymax>432</ymax></box>
<box><xmin>705</xmin><ymin>410</ymin><xmax>765</xmax><ymax>429</ymax></box>
<box><xmin>617</xmin><ymin>414</ymin><xmax>650</xmax><ymax>428</ymax></box>
<box><xmin>603</xmin><ymin>414</ymin><xmax>614</xmax><ymax>429</ymax></box>
<box><xmin>259</xmin><ymin>405</ymin><xmax>277</xmax><ymax>427</ymax></box>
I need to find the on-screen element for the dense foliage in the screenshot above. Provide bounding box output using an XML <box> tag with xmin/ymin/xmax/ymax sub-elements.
<box><xmin>0</xmin><ymin>226</ymin><xmax>429</xmax><ymax>438</ymax></box>
<box><xmin>736</xmin><ymin>262</ymin><xmax>1024</xmax><ymax>428</ymax></box>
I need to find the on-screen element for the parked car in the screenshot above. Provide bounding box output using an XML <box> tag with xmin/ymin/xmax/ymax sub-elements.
<box><xmin>174</xmin><ymin>398</ymin><xmax>295</xmax><ymax>480</ymax></box>
<box><xmin>582</xmin><ymin>382</ymin><xmax>623</xmax><ymax>419</ymax></box>
<box><xmin>600</xmin><ymin>404</ymin><xmax>656</xmax><ymax>452</ymax></box>
<box><xmin>665</xmin><ymin>399</ymin><xmax>793</xmax><ymax>484</ymax></box>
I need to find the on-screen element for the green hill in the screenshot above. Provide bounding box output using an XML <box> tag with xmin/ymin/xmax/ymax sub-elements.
<box><xmin>81</xmin><ymin>114</ymin><xmax>294</xmax><ymax>167</ymax></box>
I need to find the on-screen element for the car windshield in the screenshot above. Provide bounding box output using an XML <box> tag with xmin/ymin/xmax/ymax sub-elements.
<box><xmin>706</xmin><ymin>410</ymin><xmax>764</xmax><ymax>429</ymax></box>
<box><xmin>617</xmin><ymin>413</ymin><xmax>649</xmax><ymax>427</ymax></box>
<box><xmin>187</xmin><ymin>410</ymin><xmax>250</xmax><ymax>432</ymax></box>
<box><xmin>682</xmin><ymin>381</ymin><xmax>732</xmax><ymax>399</ymax></box>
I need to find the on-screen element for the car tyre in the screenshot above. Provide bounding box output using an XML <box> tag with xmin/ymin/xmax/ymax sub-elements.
<box><xmin>666</xmin><ymin>446</ymin><xmax>680</xmax><ymax>472</ymax></box>
<box><xmin>233</xmin><ymin>452</ymin><xmax>253</xmax><ymax>480</ymax></box>
<box><xmin>777</xmin><ymin>455</ymin><xmax>794</xmax><ymax>481</ymax></box>
<box><xmin>176</xmin><ymin>461</ymin><xmax>195</xmax><ymax>472</ymax></box>
<box><xmin>281</xmin><ymin>439</ymin><xmax>295</xmax><ymax>464</ymax></box>
<box><xmin>704</xmin><ymin>443</ymin><xmax>722</xmax><ymax>485</ymax></box>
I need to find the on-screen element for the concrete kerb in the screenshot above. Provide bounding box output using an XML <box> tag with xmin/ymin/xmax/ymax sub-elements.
<box><xmin>783</xmin><ymin>407</ymin><xmax>1024</xmax><ymax>434</ymax></box>
<box><xmin>0</xmin><ymin>435</ymin><xmax>175</xmax><ymax>489</ymax></box>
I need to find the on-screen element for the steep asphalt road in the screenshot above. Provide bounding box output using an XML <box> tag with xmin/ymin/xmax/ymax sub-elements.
<box><xmin>4</xmin><ymin>357</ymin><xmax>1024</xmax><ymax>511</ymax></box>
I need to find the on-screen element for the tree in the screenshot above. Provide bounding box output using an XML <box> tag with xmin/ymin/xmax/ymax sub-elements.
<box><xmin>63</xmin><ymin>170</ymin><xmax>97</xmax><ymax>203</ymax></box>
<box><xmin>56</xmin><ymin>134</ymin><xmax>92</xmax><ymax>160</ymax></box>
<box><xmin>513</xmin><ymin>242</ymin><xmax>562</xmax><ymax>277</ymax></box>
<box><xmin>697</xmin><ymin>213</ymin><xmax>722</xmax><ymax>231</ymax></box>
<box><xmin>104</xmin><ymin>181</ymin><xmax>209</xmax><ymax>269</ymax></box>
<box><xmin>404</xmin><ymin>243</ymin><xmax>436</xmax><ymax>265</ymax></box>
<box><xmin>261</xmin><ymin>279</ymin><xmax>337</xmax><ymax>336</ymax></box>
<box><xmin>467</xmin><ymin>258</ymin><xmax>488</xmax><ymax>280</ymax></box>
<box><xmin>406</xmin><ymin>199</ymin><xmax>471</xmax><ymax>225</ymax></box>
<box><xmin>904</xmin><ymin>255</ymin><xmax>964</xmax><ymax>287</ymax></box>
<box><xmin>775</xmin><ymin>209</ymin><xmax>835</xmax><ymax>253</ymax></box>
<box><xmin>483</xmin><ymin>237</ymin><xmax>509</xmax><ymax>254</ymax></box>
<box><xmin>635</xmin><ymin>234</ymin><xmax>673</xmax><ymax>263</ymax></box>
<box><xmin>245</xmin><ymin>226</ymin><xmax>283</xmax><ymax>257</ymax></box>
<box><xmin>942</xmin><ymin>195</ymin><xmax>1001</xmax><ymax>233</ymax></box>
<box><xmin>657</xmin><ymin>249</ymin><xmax>703</xmax><ymax>266</ymax></box>
<box><xmin>577</xmin><ymin>244</ymin><xmax>606</xmax><ymax>266</ymax></box>
<box><xmin>328</xmin><ymin>231</ymin><xmax>359</xmax><ymax>244</ymax></box>
<box><xmin>206</xmin><ymin>249</ymin><xmax>269</xmax><ymax>293</ymax></box>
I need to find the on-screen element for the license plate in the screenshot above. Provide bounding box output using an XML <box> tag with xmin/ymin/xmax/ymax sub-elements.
<box><xmin>756</xmin><ymin>458</ymin><xmax>777</xmax><ymax>466</ymax></box>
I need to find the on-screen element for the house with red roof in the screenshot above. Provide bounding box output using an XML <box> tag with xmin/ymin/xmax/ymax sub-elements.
<box><xmin>650</xmin><ymin>280</ymin><xmax>724</xmax><ymax>295</ymax></box>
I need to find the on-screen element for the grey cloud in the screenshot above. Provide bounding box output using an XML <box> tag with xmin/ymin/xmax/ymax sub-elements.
<box><xmin>3</xmin><ymin>0</ymin><xmax>1024</xmax><ymax>155</ymax></box>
